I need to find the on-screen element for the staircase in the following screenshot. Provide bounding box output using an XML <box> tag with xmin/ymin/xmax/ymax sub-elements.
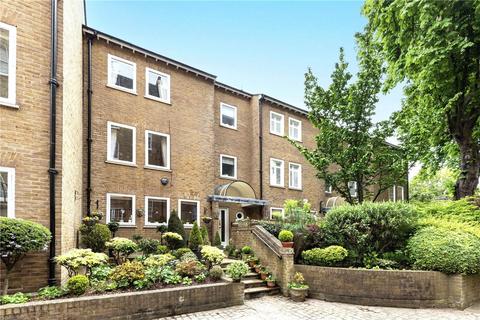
<box><xmin>221</xmin><ymin>258</ymin><xmax>281</xmax><ymax>299</ymax></box>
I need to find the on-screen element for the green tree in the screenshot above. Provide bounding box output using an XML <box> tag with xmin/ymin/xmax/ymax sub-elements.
<box><xmin>200</xmin><ymin>225</ymin><xmax>210</xmax><ymax>245</ymax></box>
<box><xmin>167</xmin><ymin>210</ymin><xmax>186</xmax><ymax>247</ymax></box>
<box><xmin>293</xmin><ymin>34</ymin><xmax>407</xmax><ymax>204</ymax></box>
<box><xmin>363</xmin><ymin>0</ymin><xmax>480</xmax><ymax>199</ymax></box>
<box><xmin>188</xmin><ymin>221</ymin><xmax>203</xmax><ymax>251</ymax></box>
<box><xmin>410</xmin><ymin>168</ymin><xmax>458</xmax><ymax>202</ymax></box>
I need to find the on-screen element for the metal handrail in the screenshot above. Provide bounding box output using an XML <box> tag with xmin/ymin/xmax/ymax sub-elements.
<box><xmin>252</xmin><ymin>226</ymin><xmax>283</xmax><ymax>259</ymax></box>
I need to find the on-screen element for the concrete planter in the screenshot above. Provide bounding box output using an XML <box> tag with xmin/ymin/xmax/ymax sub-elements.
<box><xmin>0</xmin><ymin>282</ymin><xmax>244</xmax><ymax>320</ymax></box>
<box><xmin>290</xmin><ymin>287</ymin><xmax>308</xmax><ymax>302</ymax></box>
<box><xmin>296</xmin><ymin>264</ymin><xmax>480</xmax><ymax>309</ymax></box>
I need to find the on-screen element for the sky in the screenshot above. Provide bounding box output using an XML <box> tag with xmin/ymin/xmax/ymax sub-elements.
<box><xmin>86</xmin><ymin>0</ymin><xmax>404</xmax><ymax>123</ymax></box>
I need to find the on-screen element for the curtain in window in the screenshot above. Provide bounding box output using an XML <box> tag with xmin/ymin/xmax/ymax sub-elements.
<box><xmin>0</xmin><ymin>29</ymin><xmax>9</xmax><ymax>98</ymax></box>
<box><xmin>160</xmin><ymin>136</ymin><xmax>167</xmax><ymax>166</ymax></box>
<box><xmin>111</xmin><ymin>126</ymin><xmax>119</xmax><ymax>159</ymax></box>
<box><xmin>0</xmin><ymin>172</ymin><xmax>7</xmax><ymax>217</ymax></box>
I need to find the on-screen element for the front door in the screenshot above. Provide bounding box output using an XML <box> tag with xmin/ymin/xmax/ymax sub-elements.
<box><xmin>219</xmin><ymin>208</ymin><xmax>229</xmax><ymax>247</ymax></box>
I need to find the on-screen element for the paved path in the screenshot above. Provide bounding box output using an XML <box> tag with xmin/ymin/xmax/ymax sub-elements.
<box><xmin>162</xmin><ymin>295</ymin><xmax>480</xmax><ymax>320</ymax></box>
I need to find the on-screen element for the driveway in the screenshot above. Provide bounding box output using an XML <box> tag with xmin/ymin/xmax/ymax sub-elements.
<box><xmin>162</xmin><ymin>295</ymin><xmax>480</xmax><ymax>320</ymax></box>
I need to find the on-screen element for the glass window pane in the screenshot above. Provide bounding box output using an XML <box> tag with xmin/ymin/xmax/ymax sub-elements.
<box><xmin>0</xmin><ymin>171</ymin><xmax>8</xmax><ymax>217</ymax></box>
<box><xmin>0</xmin><ymin>28</ymin><xmax>9</xmax><ymax>99</ymax></box>
<box><xmin>221</xmin><ymin>105</ymin><xmax>235</xmax><ymax>127</ymax></box>
<box><xmin>110</xmin><ymin>125</ymin><xmax>133</xmax><ymax>162</ymax></box>
<box><xmin>180</xmin><ymin>201</ymin><xmax>198</xmax><ymax>224</ymax></box>
<box><xmin>147</xmin><ymin>71</ymin><xmax>165</xmax><ymax>98</ymax></box>
<box><xmin>110</xmin><ymin>196</ymin><xmax>133</xmax><ymax>224</ymax></box>
<box><xmin>148</xmin><ymin>133</ymin><xmax>167</xmax><ymax>167</ymax></box>
<box><xmin>147</xmin><ymin>198</ymin><xmax>168</xmax><ymax>224</ymax></box>
<box><xmin>111</xmin><ymin>58</ymin><xmax>134</xmax><ymax>89</ymax></box>
<box><xmin>221</xmin><ymin>156</ymin><xmax>235</xmax><ymax>177</ymax></box>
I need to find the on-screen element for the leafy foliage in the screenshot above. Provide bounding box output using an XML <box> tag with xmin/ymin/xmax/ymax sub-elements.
<box><xmin>301</xmin><ymin>246</ymin><xmax>348</xmax><ymax>266</ymax></box>
<box><xmin>408</xmin><ymin>226</ymin><xmax>480</xmax><ymax>274</ymax></box>
<box><xmin>0</xmin><ymin>217</ymin><xmax>51</xmax><ymax>294</ymax></box>
<box><xmin>278</xmin><ymin>230</ymin><xmax>294</xmax><ymax>242</ymax></box>
<box><xmin>175</xmin><ymin>260</ymin><xmax>206</xmax><ymax>277</ymax></box>
<box><xmin>37</xmin><ymin>286</ymin><xmax>65</xmax><ymax>300</ymax></box>
<box><xmin>55</xmin><ymin>248</ymin><xmax>108</xmax><ymax>277</ymax></box>
<box><xmin>214</xmin><ymin>231</ymin><xmax>222</xmax><ymax>247</ymax></box>
<box><xmin>209</xmin><ymin>265</ymin><xmax>224</xmax><ymax>280</ymax></box>
<box><xmin>292</xmin><ymin>37</ymin><xmax>407</xmax><ymax>203</ymax></box>
<box><xmin>167</xmin><ymin>210</ymin><xmax>186</xmax><ymax>247</ymax></box>
<box><xmin>159</xmin><ymin>266</ymin><xmax>182</xmax><ymax>284</ymax></box>
<box><xmin>188</xmin><ymin>222</ymin><xmax>203</xmax><ymax>251</ymax></box>
<box><xmin>109</xmin><ymin>261</ymin><xmax>145</xmax><ymax>288</ymax></box>
<box><xmin>106</xmin><ymin>237</ymin><xmax>139</xmax><ymax>265</ymax></box>
<box><xmin>410</xmin><ymin>168</ymin><xmax>458</xmax><ymax>201</ymax></box>
<box><xmin>288</xmin><ymin>272</ymin><xmax>308</xmax><ymax>289</ymax></box>
<box><xmin>0</xmin><ymin>292</ymin><xmax>30</xmax><ymax>305</ymax></box>
<box><xmin>66</xmin><ymin>275</ymin><xmax>89</xmax><ymax>295</ymax></box>
<box><xmin>79</xmin><ymin>223</ymin><xmax>111</xmax><ymax>252</ymax></box>
<box><xmin>162</xmin><ymin>232</ymin><xmax>184</xmax><ymax>250</ymax></box>
<box><xmin>225</xmin><ymin>261</ymin><xmax>249</xmax><ymax>281</ymax></box>
<box><xmin>172</xmin><ymin>247</ymin><xmax>193</xmax><ymax>259</ymax></box>
<box><xmin>143</xmin><ymin>254</ymin><xmax>175</xmax><ymax>268</ymax></box>
<box><xmin>363</xmin><ymin>0</ymin><xmax>480</xmax><ymax>198</ymax></box>
<box><xmin>200</xmin><ymin>225</ymin><xmax>210</xmax><ymax>245</ymax></box>
<box><xmin>323</xmin><ymin>202</ymin><xmax>416</xmax><ymax>264</ymax></box>
<box><xmin>138</xmin><ymin>238</ymin><xmax>161</xmax><ymax>256</ymax></box>
<box><xmin>201</xmin><ymin>245</ymin><xmax>225</xmax><ymax>268</ymax></box>
<box><xmin>241</xmin><ymin>246</ymin><xmax>252</xmax><ymax>254</ymax></box>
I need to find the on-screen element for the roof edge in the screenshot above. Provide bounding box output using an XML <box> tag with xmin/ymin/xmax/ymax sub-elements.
<box><xmin>214</xmin><ymin>82</ymin><xmax>253</xmax><ymax>99</ymax></box>
<box><xmin>261</xmin><ymin>94</ymin><xmax>308</xmax><ymax>116</ymax></box>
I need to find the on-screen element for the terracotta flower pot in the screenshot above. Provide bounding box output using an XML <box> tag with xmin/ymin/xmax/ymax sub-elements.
<box><xmin>260</xmin><ymin>273</ymin><xmax>268</xmax><ymax>280</ymax></box>
<box><xmin>282</xmin><ymin>242</ymin><xmax>294</xmax><ymax>248</ymax></box>
<box><xmin>266</xmin><ymin>281</ymin><xmax>275</xmax><ymax>288</ymax></box>
<box><xmin>255</xmin><ymin>266</ymin><xmax>261</xmax><ymax>273</ymax></box>
<box><xmin>248</xmin><ymin>261</ymin><xmax>256</xmax><ymax>268</ymax></box>
<box><xmin>290</xmin><ymin>287</ymin><xmax>308</xmax><ymax>302</ymax></box>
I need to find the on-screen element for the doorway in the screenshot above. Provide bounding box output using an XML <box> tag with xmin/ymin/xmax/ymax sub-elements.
<box><xmin>219</xmin><ymin>208</ymin><xmax>229</xmax><ymax>247</ymax></box>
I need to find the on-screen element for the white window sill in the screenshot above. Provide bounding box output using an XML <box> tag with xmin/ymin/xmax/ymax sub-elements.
<box><xmin>115</xmin><ymin>224</ymin><xmax>137</xmax><ymax>228</ymax></box>
<box><xmin>105</xmin><ymin>160</ymin><xmax>137</xmax><ymax>167</ymax></box>
<box><xmin>270</xmin><ymin>131</ymin><xmax>284</xmax><ymax>137</ymax></box>
<box><xmin>106</xmin><ymin>84</ymin><xmax>137</xmax><ymax>95</ymax></box>
<box><xmin>270</xmin><ymin>184</ymin><xmax>285</xmax><ymax>189</ymax></box>
<box><xmin>289</xmin><ymin>137</ymin><xmax>302</xmax><ymax>143</ymax></box>
<box><xmin>220</xmin><ymin>123</ymin><xmax>238</xmax><ymax>131</ymax></box>
<box><xmin>220</xmin><ymin>175</ymin><xmax>237</xmax><ymax>181</ymax></box>
<box><xmin>289</xmin><ymin>187</ymin><xmax>303</xmax><ymax>191</ymax></box>
<box><xmin>0</xmin><ymin>101</ymin><xmax>19</xmax><ymax>109</ymax></box>
<box><xmin>144</xmin><ymin>95</ymin><xmax>171</xmax><ymax>105</ymax></box>
<box><xmin>144</xmin><ymin>165</ymin><xmax>172</xmax><ymax>172</ymax></box>
<box><xmin>143</xmin><ymin>224</ymin><xmax>167</xmax><ymax>229</ymax></box>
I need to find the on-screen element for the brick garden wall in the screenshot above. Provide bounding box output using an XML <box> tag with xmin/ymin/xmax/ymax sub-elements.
<box><xmin>0</xmin><ymin>282</ymin><xmax>244</xmax><ymax>320</ymax></box>
<box><xmin>296</xmin><ymin>265</ymin><xmax>480</xmax><ymax>309</ymax></box>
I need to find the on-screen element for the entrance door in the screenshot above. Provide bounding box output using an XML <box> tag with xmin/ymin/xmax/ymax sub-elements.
<box><xmin>219</xmin><ymin>208</ymin><xmax>229</xmax><ymax>247</ymax></box>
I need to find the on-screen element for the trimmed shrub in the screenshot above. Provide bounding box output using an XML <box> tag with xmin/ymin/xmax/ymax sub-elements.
<box><xmin>55</xmin><ymin>248</ymin><xmax>108</xmax><ymax>277</ymax></box>
<box><xmin>302</xmin><ymin>246</ymin><xmax>348</xmax><ymax>266</ymax></box>
<box><xmin>209</xmin><ymin>265</ymin><xmax>223</xmax><ymax>280</ymax></box>
<box><xmin>303</xmin><ymin>223</ymin><xmax>326</xmax><ymax>250</ymax></box>
<box><xmin>172</xmin><ymin>247</ymin><xmax>193</xmax><ymax>259</ymax></box>
<box><xmin>241</xmin><ymin>246</ymin><xmax>252</xmax><ymax>255</ymax></box>
<box><xmin>415</xmin><ymin>198</ymin><xmax>480</xmax><ymax>225</ymax></box>
<box><xmin>167</xmin><ymin>210</ymin><xmax>186</xmax><ymax>247</ymax></box>
<box><xmin>143</xmin><ymin>254</ymin><xmax>175</xmax><ymax>268</ymax></box>
<box><xmin>66</xmin><ymin>275</ymin><xmax>89</xmax><ymax>295</ymax></box>
<box><xmin>156</xmin><ymin>245</ymin><xmax>169</xmax><ymax>254</ymax></box>
<box><xmin>214</xmin><ymin>231</ymin><xmax>222</xmax><ymax>247</ymax></box>
<box><xmin>79</xmin><ymin>223</ymin><xmax>111</xmax><ymax>252</ymax></box>
<box><xmin>175</xmin><ymin>260</ymin><xmax>206</xmax><ymax>277</ymax></box>
<box><xmin>110</xmin><ymin>261</ymin><xmax>145</xmax><ymax>288</ymax></box>
<box><xmin>407</xmin><ymin>226</ymin><xmax>480</xmax><ymax>274</ymax></box>
<box><xmin>200</xmin><ymin>225</ymin><xmax>210</xmax><ymax>245</ymax></box>
<box><xmin>225</xmin><ymin>261</ymin><xmax>249</xmax><ymax>281</ymax></box>
<box><xmin>162</xmin><ymin>232</ymin><xmax>184</xmax><ymax>250</ymax></box>
<box><xmin>323</xmin><ymin>202</ymin><xmax>416</xmax><ymax>265</ymax></box>
<box><xmin>180</xmin><ymin>251</ymin><xmax>198</xmax><ymax>262</ymax></box>
<box><xmin>278</xmin><ymin>230</ymin><xmax>294</xmax><ymax>242</ymax></box>
<box><xmin>106</xmin><ymin>237</ymin><xmax>139</xmax><ymax>264</ymax></box>
<box><xmin>138</xmin><ymin>238</ymin><xmax>161</xmax><ymax>256</ymax></box>
<box><xmin>201</xmin><ymin>245</ymin><xmax>225</xmax><ymax>268</ymax></box>
<box><xmin>0</xmin><ymin>217</ymin><xmax>51</xmax><ymax>295</ymax></box>
<box><xmin>188</xmin><ymin>222</ymin><xmax>203</xmax><ymax>251</ymax></box>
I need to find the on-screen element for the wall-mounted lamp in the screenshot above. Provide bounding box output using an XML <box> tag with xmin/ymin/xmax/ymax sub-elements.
<box><xmin>160</xmin><ymin>177</ymin><xmax>169</xmax><ymax>186</ymax></box>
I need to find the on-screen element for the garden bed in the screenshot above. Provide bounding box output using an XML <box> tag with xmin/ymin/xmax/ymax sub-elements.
<box><xmin>0</xmin><ymin>281</ymin><xmax>244</xmax><ymax>320</ymax></box>
<box><xmin>295</xmin><ymin>264</ymin><xmax>480</xmax><ymax>309</ymax></box>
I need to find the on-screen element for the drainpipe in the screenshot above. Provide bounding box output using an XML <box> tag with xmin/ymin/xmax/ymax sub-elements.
<box><xmin>86</xmin><ymin>33</ymin><xmax>94</xmax><ymax>216</ymax></box>
<box><xmin>258</xmin><ymin>95</ymin><xmax>264</xmax><ymax>200</ymax></box>
<box><xmin>48</xmin><ymin>0</ymin><xmax>59</xmax><ymax>286</ymax></box>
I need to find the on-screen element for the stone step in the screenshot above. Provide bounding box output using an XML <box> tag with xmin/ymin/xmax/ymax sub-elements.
<box><xmin>241</xmin><ymin>279</ymin><xmax>265</xmax><ymax>288</ymax></box>
<box><xmin>244</xmin><ymin>286</ymin><xmax>281</xmax><ymax>300</ymax></box>
<box><xmin>220</xmin><ymin>258</ymin><xmax>240</xmax><ymax>268</ymax></box>
<box><xmin>244</xmin><ymin>272</ymin><xmax>260</xmax><ymax>279</ymax></box>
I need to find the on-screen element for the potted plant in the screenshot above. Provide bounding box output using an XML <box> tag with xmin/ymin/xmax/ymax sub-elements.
<box><xmin>288</xmin><ymin>272</ymin><xmax>309</xmax><ymax>302</ymax></box>
<box><xmin>278</xmin><ymin>230</ymin><xmax>294</xmax><ymax>248</ymax></box>
<box><xmin>225</xmin><ymin>261</ymin><xmax>249</xmax><ymax>282</ymax></box>
<box><xmin>265</xmin><ymin>274</ymin><xmax>276</xmax><ymax>288</ymax></box>
<box><xmin>259</xmin><ymin>267</ymin><xmax>270</xmax><ymax>280</ymax></box>
<box><xmin>202</xmin><ymin>216</ymin><xmax>213</xmax><ymax>224</ymax></box>
<box><xmin>241</xmin><ymin>246</ymin><xmax>253</xmax><ymax>260</ymax></box>
<box><xmin>254</xmin><ymin>263</ymin><xmax>262</xmax><ymax>273</ymax></box>
<box><xmin>247</xmin><ymin>256</ymin><xmax>259</xmax><ymax>268</ymax></box>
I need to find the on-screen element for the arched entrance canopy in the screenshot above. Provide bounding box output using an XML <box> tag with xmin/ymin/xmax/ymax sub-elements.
<box><xmin>208</xmin><ymin>181</ymin><xmax>268</xmax><ymax>206</ymax></box>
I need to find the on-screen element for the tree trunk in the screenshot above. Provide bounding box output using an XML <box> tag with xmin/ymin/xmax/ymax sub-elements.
<box><xmin>2</xmin><ymin>269</ymin><xmax>10</xmax><ymax>296</ymax></box>
<box><xmin>454</xmin><ymin>139</ymin><xmax>480</xmax><ymax>199</ymax></box>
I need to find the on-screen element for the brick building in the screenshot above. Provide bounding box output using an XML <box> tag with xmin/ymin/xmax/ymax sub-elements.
<box><xmin>0</xmin><ymin>2</ymin><xmax>406</xmax><ymax>292</ymax></box>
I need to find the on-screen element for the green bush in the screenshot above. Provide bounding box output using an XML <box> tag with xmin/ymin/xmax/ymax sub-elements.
<box><xmin>209</xmin><ymin>265</ymin><xmax>224</xmax><ymax>280</ymax></box>
<box><xmin>106</xmin><ymin>237</ymin><xmax>139</xmax><ymax>264</ymax></box>
<box><xmin>0</xmin><ymin>292</ymin><xmax>30</xmax><ymax>305</ymax></box>
<box><xmin>138</xmin><ymin>238</ymin><xmax>161</xmax><ymax>256</ymax></box>
<box><xmin>172</xmin><ymin>247</ymin><xmax>193</xmax><ymax>259</ymax></box>
<box><xmin>241</xmin><ymin>246</ymin><xmax>253</xmax><ymax>254</ymax></box>
<box><xmin>143</xmin><ymin>254</ymin><xmax>175</xmax><ymax>268</ymax></box>
<box><xmin>79</xmin><ymin>223</ymin><xmax>111</xmax><ymax>252</ymax></box>
<box><xmin>201</xmin><ymin>245</ymin><xmax>225</xmax><ymax>268</ymax></box>
<box><xmin>38</xmin><ymin>286</ymin><xmax>65</xmax><ymax>300</ymax></box>
<box><xmin>302</xmin><ymin>246</ymin><xmax>348</xmax><ymax>266</ymax></box>
<box><xmin>175</xmin><ymin>260</ymin><xmax>206</xmax><ymax>277</ymax></box>
<box><xmin>407</xmin><ymin>226</ymin><xmax>480</xmax><ymax>274</ymax></box>
<box><xmin>225</xmin><ymin>261</ymin><xmax>249</xmax><ymax>281</ymax></box>
<box><xmin>188</xmin><ymin>222</ymin><xmax>203</xmax><ymax>251</ymax></box>
<box><xmin>66</xmin><ymin>275</ymin><xmax>89</xmax><ymax>295</ymax></box>
<box><xmin>180</xmin><ymin>251</ymin><xmax>198</xmax><ymax>262</ymax></box>
<box><xmin>0</xmin><ymin>217</ymin><xmax>52</xmax><ymax>295</ymax></box>
<box><xmin>162</xmin><ymin>232</ymin><xmax>184</xmax><ymax>250</ymax></box>
<box><xmin>323</xmin><ymin>202</ymin><xmax>416</xmax><ymax>265</ymax></box>
<box><xmin>160</xmin><ymin>266</ymin><xmax>182</xmax><ymax>284</ymax></box>
<box><xmin>110</xmin><ymin>261</ymin><xmax>145</xmax><ymax>288</ymax></box>
<box><xmin>415</xmin><ymin>198</ymin><xmax>480</xmax><ymax>225</ymax></box>
<box><xmin>156</xmin><ymin>245</ymin><xmax>169</xmax><ymax>254</ymax></box>
<box><xmin>55</xmin><ymin>249</ymin><xmax>108</xmax><ymax>277</ymax></box>
<box><xmin>200</xmin><ymin>225</ymin><xmax>210</xmax><ymax>245</ymax></box>
<box><xmin>278</xmin><ymin>230</ymin><xmax>294</xmax><ymax>242</ymax></box>
<box><xmin>167</xmin><ymin>210</ymin><xmax>186</xmax><ymax>247</ymax></box>
<box><xmin>214</xmin><ymin>231</ymin><xmax>222</xmax><ymax>247</ymax></box>
<box><xmin>89</xmin><ymin>264</ymin><xmax>114</xmax><ymax>284</ymax></box>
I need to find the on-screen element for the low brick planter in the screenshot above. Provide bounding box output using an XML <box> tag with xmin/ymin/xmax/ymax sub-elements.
<box><xmin>0</xmin><ymin>282</ymin><xmax>244</xmax><ymax>320</ymax></box>
<box><xmin>295</xmin><ymin>264</ymin><xmax>480</xmax><ymax>309</ymax></box>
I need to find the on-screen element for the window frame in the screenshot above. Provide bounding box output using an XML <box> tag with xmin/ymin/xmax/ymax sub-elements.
<box><xmin>220</xmin><ymin>154</ymin><xmax>237</xmax><ymax>180</ymax></box>
<box><xmin>269</xmin><ymin>111</ymin><xmax>284</xmax><ymax>136</ymax></box>
<box><xmin>144</xmin><ymin>130</ymin><xmax>170</xmax><ymax>170</ymax></box>
<box><xmin>288</xmin><ymin>117</ymin><xmax>302</xmax><ymax>142</ymax></box>
<box><xmin>269</xmin><ymin>158</ymin><xmax>285</xmax><ymax>187</ymax></box>
<box><xmin>144</xmin><ymin>196</ymin><xmax>170</xmax><ymax>227</ymax></box>
<box><xmin>178</xmin><ymin>199</ymin><xmax>200</xmax><ymax>228</ymax></box>
<box><xmin>325</xmin><ymin>183</ymin><xmax>333</xmax><ymax>194</ymax></box>
<box><xmin>0</xmin><ymin>166</ymin><xmax>15</xmax><ymax>218</ymax></box>
<box><xmin>106</xmin><ymin>193</ymin><xmax>136</xmax><ymax>227</ymax></box>
<box><xmin>348</xmin><ymin>181</ymin><xmax>358</xmax><ymax>198</ymax></box>
<box><xmin>0</xmin><ymin>22</ymin><xmax>17</xmax><ymax>107</ymax></box>
<box><xmin>144</xmin><ymin>67</ymin><xmax>171</xmax><ymax>104</ymax></box>
<box><xmin>107</xmin><ymin>54</ymin><xmax>137</xmax><ymax>94</ymax></box>
<box><xmin>219</xmin><ymin>102</ymin><xmax>237</xmax><ymax>130</ymax></box>
<box><xmin>107</xmin><ymin>121</ymin><xmax>136</xmax><ymax>166</ymax></box>
<box><xmin>288</xmin><ymin>162</ymin><xmax>302</xmax><ymax>190</ymax></box>
<box><xmin>269</xmin><ymin>207</ymin><xmax>284</xmax><ymax>219</ymax></box>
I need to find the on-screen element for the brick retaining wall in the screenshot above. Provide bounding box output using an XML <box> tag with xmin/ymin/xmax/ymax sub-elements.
<box><xmin>296</xmin><ymin>265</ymin><xmax>480</xmax><ymax>309</ymax></box>
<box><xmin>0</xmin><ymin>282</ymin><xmax>244</xmax><ymax>320</ymax></box>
